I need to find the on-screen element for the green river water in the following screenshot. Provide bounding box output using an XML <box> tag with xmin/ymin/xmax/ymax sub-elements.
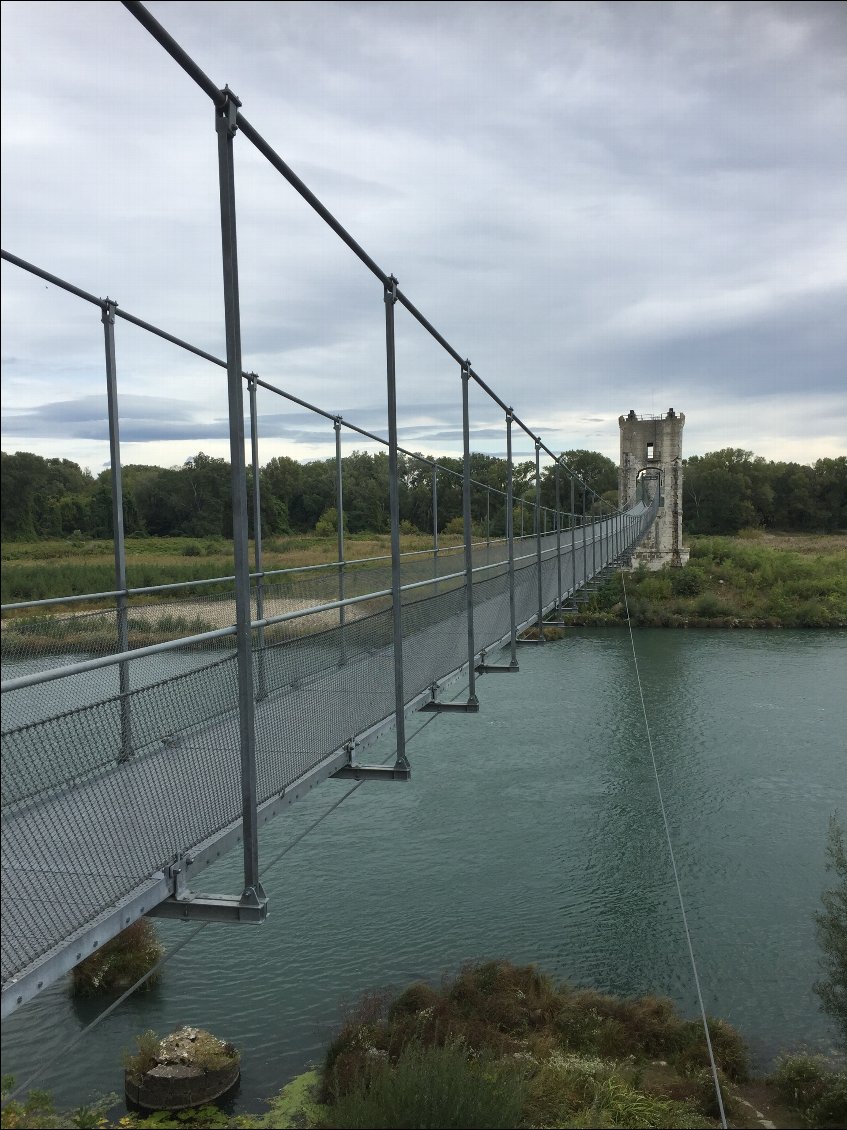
<box><xmin>2</xmin><ymin>628</ymin><xmax>845</xmax><ymax>1113</ymax></box>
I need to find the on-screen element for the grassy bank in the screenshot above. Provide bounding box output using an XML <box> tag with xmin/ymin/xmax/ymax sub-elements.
<box><xmin>3</xmin><ymin>960</ymin><xmax>844</xmax><ymax>1128</ymax></box>
<box><xmin>0</xmin><ymin>533</ymin><xmax>454</xmax><ymax>607</ymax></box>
<box><xmin>2</xmin><ymin>531</ymin><xmax>843</xmax><ymax>627</ymax></box>
<box><xmin>576</xmin><ymin>532</ymin><xmax>847</xmax><ymax>629</ymax></box>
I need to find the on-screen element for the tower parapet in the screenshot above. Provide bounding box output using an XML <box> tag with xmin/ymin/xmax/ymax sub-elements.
<box><xmin>618</xmin><ymin>408</ymin><xmax>689</xmax><ymax>569</ymax></box>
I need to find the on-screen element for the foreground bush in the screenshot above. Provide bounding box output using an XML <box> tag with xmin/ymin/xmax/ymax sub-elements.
<box><xmin>772</xmin><ymin>1054</ymin><xmax>847</xmax><ymax>1129</ymax></box>
<box><xmin>327</xmin><ymin>1040</ymin><xmax>526</xmax><ymax>1129</ymax></box>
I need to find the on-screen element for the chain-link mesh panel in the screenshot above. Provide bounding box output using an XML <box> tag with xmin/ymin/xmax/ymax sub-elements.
<box><xmin>2</xmin><ymin>653</ymin><xmax>243</xmax><ymax>985</ymax></box>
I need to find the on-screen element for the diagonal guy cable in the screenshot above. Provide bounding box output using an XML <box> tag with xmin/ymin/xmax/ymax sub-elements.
<box><xmin>619</xmin><ymin>567</ymin><xmax>728</xmax><ymax>1130</ymax></box>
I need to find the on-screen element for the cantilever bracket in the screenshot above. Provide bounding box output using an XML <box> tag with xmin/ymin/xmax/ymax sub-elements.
<box><xmin>331</xmin><ymin>763</ymin><xmax>411</xmax><ymax>781</ymax></box>
<box><xmin>330</xmin><ymin>738</ymin><xmax>411</xmax><ymax>781</ymax></box>
<box><xmin>148</xmin><ymin>891</ymin><xmax>268</xmax><ymax>924</ymax></box>
<box><xmin>417</xmin><ymin>684</ymin><xmax>480</xmax><ymax>713</ymax></box>
<box><xmin>420</xmin><ymin>699</ymin><xmax>480</xmax><ymax>713</ymax></box>
<box><xmin>475</xmin><ymin>648</ymin><xmax>519</xmax><ymax>674</ymax></box>
<box><xmin>148</xmin><ymin>857</ymin><xmax>269</xmax><ymax>923</ymax></box>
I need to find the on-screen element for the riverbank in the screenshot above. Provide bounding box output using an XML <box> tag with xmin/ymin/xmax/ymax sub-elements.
<box><xmin>572</xmin><ymin>532</ymin><xmax>847</xmax><ymax>629</ymax></box>
<box><xmin>3</xmin><ymin>961</ymin><xmax>844</xmax><ymax>1128</ymax></box>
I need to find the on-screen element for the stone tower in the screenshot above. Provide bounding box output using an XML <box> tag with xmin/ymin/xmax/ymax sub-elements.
<box><xmin>618</xmin><ymin>409</ymin><xmax>688</xmax><ymax>569</ymax></box>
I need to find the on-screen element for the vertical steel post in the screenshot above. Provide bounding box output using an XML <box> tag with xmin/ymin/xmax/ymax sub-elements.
<box><xmin>248</xmin><ymin>374</ymin><xmax>267</xmax><ymax>700</ymax></box>
<box><xmin>102</xmin><ymin>298</ymin><xmax>131</xmax><ymax>762</ymax></box>
<box><xmin>591</xmin><ymin>492</ymin><xmax>597</xmax><ymax>577</ymax></box>
<box><xmin>432</xmin><ymin>467</ymin><xmax>439</xmax><ymax>592</ymax></box>
<box><xmin>216</xmin><ymin>87</ymin><xmax>263</xmax><ymax>907</ymax></box>
<box><xmin>461</xmin><ymin>361</ymin><xmax>478</xmax><ymax>705</ymax></box>
<box><xmin>334</xmin><ymin>417</ymin><xmax>347</xmax><ymax>665</ymax></box>
<box><xmin>384</xmin><ymin>276</ymin><xmax>409</xmax><ymax>767</ymax></box>
<box><xmin>555</xmin><ymin>461</ymin><xmax>563</xmax><ymax>609</ymax></box>
<box><xmin>581</xmin><ymin>483</ymin><xmax>588</xmax><ymax>587</ymax></box>
<box><xmin>570</xmin><ymin>475</ymin><xmax>576</xmax><ymax>596</ymax></box>
<box><xmin>534</xmin><ymin>437</ymin><xmax>544</xmax><ymax>639</ymax></box>
<box><xmin>506</xmin><ymin>411</ymin><xmax>518</xmax><ymax>667</ymax></box>
<box><xmin>486</xmin><ymin>488</ymin><xmax>490</xmax><ymax>553</ymax></box>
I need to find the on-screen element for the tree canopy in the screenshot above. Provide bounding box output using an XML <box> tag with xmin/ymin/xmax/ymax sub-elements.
<box><xmin>1</xmin><ymin>447</ymin><xmax>843</xmax><ymax>541</ymax></box>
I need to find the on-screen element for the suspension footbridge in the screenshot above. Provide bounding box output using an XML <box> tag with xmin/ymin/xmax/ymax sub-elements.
<box><xmin>1</xmin><ymin>0</ymin><xmax>660</xmax><ymax>1019</ymax></box>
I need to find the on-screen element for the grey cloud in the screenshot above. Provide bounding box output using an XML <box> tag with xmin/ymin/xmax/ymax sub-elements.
<box><xmin>2</xmin><ymin>0</ymin><xmax>845</xmax><ymax>468</ymax></box>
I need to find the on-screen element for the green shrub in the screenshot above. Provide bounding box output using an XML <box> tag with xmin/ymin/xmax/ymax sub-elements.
<box><xmin>71</xmin><ymin>920</ymin><xmax>163</xmax><ymax>997</ymax></box>
<box><xmin>182</xmin><ymin>543</ymin><xmax>202</xmax><ymax>557</ymax></box>
<box><xmin>328</xmin><ymin>1039</ymin><xmax>526</xmax><ymax>1129</ymax></box>
<box><xmin>807</xmin><ymin>1071</ymin><xmax>847</xmax><ymax>1128</ymax></box>
<box><xmin>815</xmin><ymin>814</ymin><xmax>847</xmax><ymax>1047</ymax></box>
<box><xmin>674</xmin><ymin>1018</ymin><xmax>749</xmax><ymax>1082</ymax></box>
<box><xmin>387</xmin><ymin>981</ymin><xmax>440</xmax><ymax>1019</ymax></box>
<box><xmin>694</xmin><ymin>592</ymin><xmax>725</xmax><ymax>619</ymax></box>
<box><xmin>122</xmin><ymin>1029</ymin><xmax>162</xmax><ymax>1082</ymax></box>
<box><xmin>690</xmin><ymin>1066</ymin><xmax>739</xmax><ymax>1122</ymax></box>
<box><xmin>669</xmin><ymin>567</ymin><xmax>704</xmax><ymax>597</ymax></box>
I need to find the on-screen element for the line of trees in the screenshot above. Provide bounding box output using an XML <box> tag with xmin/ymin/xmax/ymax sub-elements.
<box><xmin>683</xmin><ymin>449</ymin><xmax>846</xmax><ymax>534</ymax></box>
<box><xmin>1</xmin><ymin>447</ymin><xmax>843</xmax><ymax>542</ymax></box>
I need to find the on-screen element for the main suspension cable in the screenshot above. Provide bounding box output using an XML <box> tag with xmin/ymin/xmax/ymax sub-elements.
<box><xmin>619</xmin><ymin>567</ymin><xmax>727</xmax><ymax>1130</ymax></box>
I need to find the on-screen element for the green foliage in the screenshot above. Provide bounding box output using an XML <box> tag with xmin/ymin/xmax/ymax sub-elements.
<box><xmin>771</xmin><ymin>1054</ymin><xmax>847</xmax><ymax>1128</ymax></box>
<box><xmin>683</xmin><ymin>451</ymin><xmax>846</xmax><ymax>534</ymax></box>
<box><xmin>123</xmin><ymin>1030</ymin><xmax>162</xmax><ymax>1082</ymax></box>
<box><xmin>0</xmin><ymin>1080</ymin><xmax>58</xmax><ymax>1130</ymax></box>
<box><xmin>694</xmin><ymin>592</ymin><xmax>725</xmax><ymax>618</ymax></box>
<box><xmin>116</xmin><ymin>1106</ymin><xmax>236</xmax><ymax>1128</ymax></box>
<box><xmin>314</xmin><ymin>507</ymin><xmax>347</xmax><ymax>537</ymax></box>
<box><xmin>575</xmin><ymin>534</ymin><xmax>846</xmax><ymax>628</ymax></box>
<box><xmin>319</xmin><ymin>967</ymin><xmax>749</xmax><ymax>1130</ymax></box>
<box><xmin>327</xmin><ymin>1039</ymin><xmax>527</xmax><ymax>1129</ymax></box>
<box><xmin>0</xmin><ymin>1077</ymin><xmax>116</xmax><ymax>1130</ymax></box>
<box><xmin>261</xmin><ymin>1070</ymin><xmax>325</xmax><ymax>1129</ymax></box>
<box><xmin>669</xmin><ymin>567</ymin><xmax>704</xmax><ymax>596</ymax></box>
<box><xmin>5</xmin><ymin>447</ymin><xmax>843</xmax><ymax>547</ymax></box>
<box><xmin>72</xmin><ymin>920</ymin><xmax>163</xmax><ymax>997</ymax></box>
<box><xmin>815</xmin><ymin>814</ymin><xmax>847</xmax><ymax>1047</ymax></box>
<box><xmin>181</xmin><ymin>543</ymin><xmax>202</xmax><ymax>557</ymax></box>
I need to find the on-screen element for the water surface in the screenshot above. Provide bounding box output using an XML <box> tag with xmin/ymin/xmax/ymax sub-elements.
<box><xmin>2</xmin><ymin>628</ymin><xmax>844</xmax><ymax>1111</ymax></box>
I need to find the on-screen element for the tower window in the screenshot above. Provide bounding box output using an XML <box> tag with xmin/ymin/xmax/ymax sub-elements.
<box><xmin>647</xmin><ymin>442</ymin><xmax>654</xmax><ymax>461</ymax></box>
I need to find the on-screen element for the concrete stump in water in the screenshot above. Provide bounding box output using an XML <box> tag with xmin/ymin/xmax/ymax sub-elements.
<box><xmin>124</xmin><ymin>1026</ymin><xmax>240</xmax><ymax>1112</ymax></box>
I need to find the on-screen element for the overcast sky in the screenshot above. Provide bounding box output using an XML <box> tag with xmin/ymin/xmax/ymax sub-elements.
<box><xmin>2</xmin><ymin>0</ymin><xmax>845</xmax><ymax>474</ymax></box>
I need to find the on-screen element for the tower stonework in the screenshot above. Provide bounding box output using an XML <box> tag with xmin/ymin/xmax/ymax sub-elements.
<box><xmin>619</xmin><ymin>409</ymin><xmax>689</xmax><ymax>570</ymax></box>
